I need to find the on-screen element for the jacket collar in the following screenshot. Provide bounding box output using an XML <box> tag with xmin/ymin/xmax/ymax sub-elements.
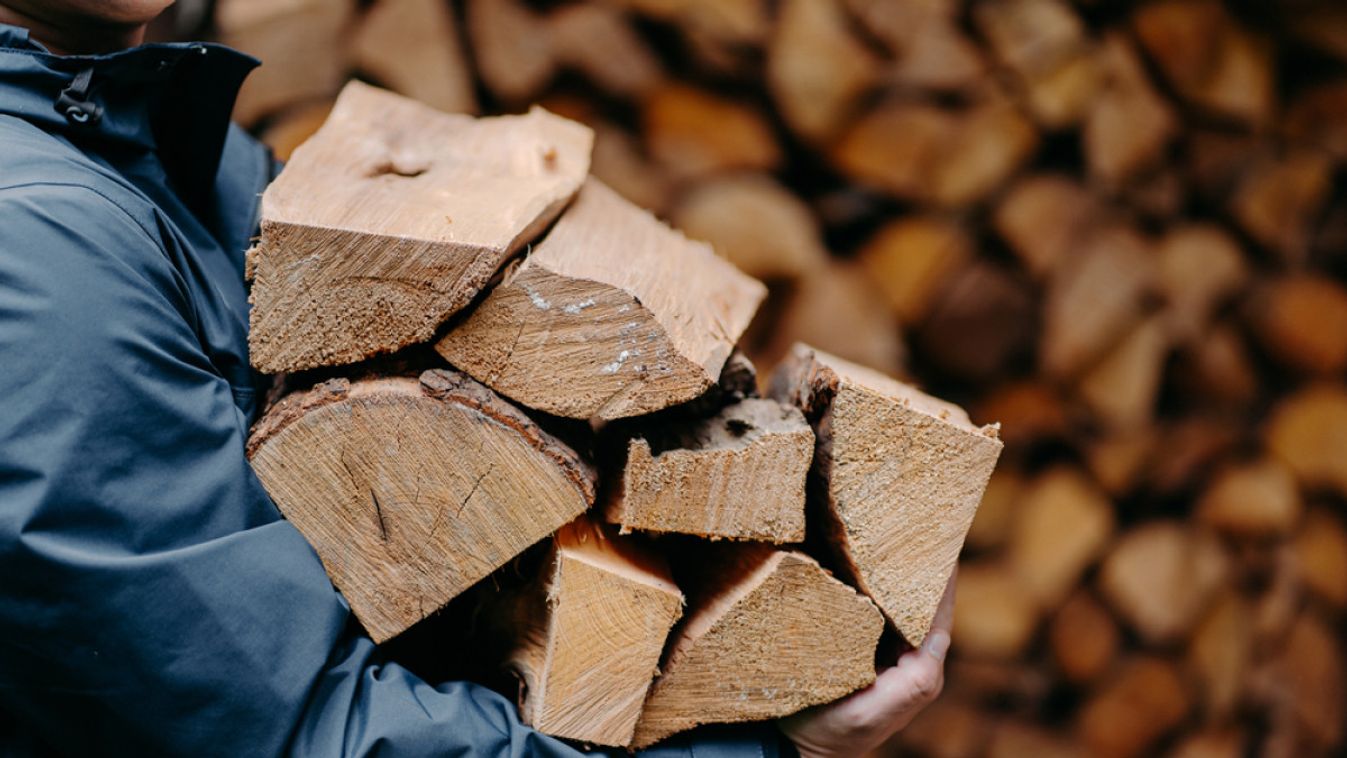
<box><xmin>0</xmin><ymin>23</ymin><xmax>258</xmax><ymax>212</ymax></box>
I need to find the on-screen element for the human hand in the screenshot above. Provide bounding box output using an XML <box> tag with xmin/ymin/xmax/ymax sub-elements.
<box><xmin>778</xmin><ymin>569</ymin><xmax>956</xmax><ymax>758</ymax></box>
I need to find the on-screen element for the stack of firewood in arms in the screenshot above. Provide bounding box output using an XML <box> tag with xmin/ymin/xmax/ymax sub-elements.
<box><xmin>201</xmin><ymin>0</ymin><xmax>1347</xmax><ymax>754</ymax></box>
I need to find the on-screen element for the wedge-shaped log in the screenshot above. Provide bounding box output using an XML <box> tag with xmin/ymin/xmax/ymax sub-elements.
<box><xmin>504</xmin><ymin>517</ymin><xmax>683</xmax><ymax>747</ymax></box>
<box><xmin>436</xmin><ymin>179</ymin><xmax>766</xmax><ymax>421</ymax></box>
<box><xmin>247</xmin><ymin>81</ymin><xmax>592</xmax><ymax>373</ymax></box>
<box><xmin>246</xmin><ymin>369</ymin><xmax>595</xmax><ymax>643</ymax></box>
<box><xmin>771</xmin><ymin>344</ymin><xmax>1003</xmax><ymax>645</ymax></box>
<box><xmin>631</xmin><ymin>546</ymin><xmax>883</xmax><ymax>748</ymax></box>
<box><xmin>604</xmin><ymin>398</ymin><xmax>813</xmax><ymax>543</ymax></box>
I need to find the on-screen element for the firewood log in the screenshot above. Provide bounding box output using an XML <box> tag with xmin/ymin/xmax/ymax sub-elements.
<box><xmin>1255</xmin><ymin>613</ymin><xmax>1346</xmax><ymax>751</ymax></box>
<box><xmin>1007</xmin><ymin>467</ymin><xmax>1115</xmax><ymax>608</ymax></box>
<box><xmin>604</xmin><ymin>398</ymin><xmax>813</xmax><ymax>543</ymax></box>
<box><xmin>547</xmin><ymin>3</ymin><xmax>664</xmax><ymax>99</ymax></box>
<box><xmin>857</xmin><ymin>215</ymin><xmax>971</xmax><ymax>326</ymax></box>
<box><xmin>767</xmin><ymin>0</ymin><xmax>880</xmax><ymax>143</ymax></box>
<box><xmin>1285</xmin><ymin>80</ymin><xmax>1347</xmax><ymax>161</ymax></box>
<box><xmin>465</xmin><ymin>0</ymin><xmax>555</xmax><ymax>104</ymax></box>
<box><xmin>1196</xmin><ymin>458</ymin><xmax>1302</xmax><ymax>537</ymax></box>
<box><xmin>993</xmin><ymin>173</ymin><xmax>1102</xmax><ymax>279</ymax></box>
<box><xmin>246</xmin><ymin>369</ymin><xmax>596</xmax><ymax>643</ymax></box>
<box><xmin>1049</xmin><ymin>590</ymin><xmax>1120</xmax><ymax>684</ymax></box>
<box><xmin>1156</xmin><ymin>224</ymin><xmax>1249</xmax><ymax>344</ymax></box>
<box><xmin>894</xmin><ymin>697</ymin><xmax>991</xmax><ymax>758</ymax></box>
<box><xmin>1186</xmin><ymin>592</ymin><xmax>1252</xmax><ymax>720</ymax></box>
<box><xmin>1230</xmin><ymin>150</ymin><xmax>1333</xmax><ymax>263</ymax></box>
<box><xmin>435</xmin><ymin>179</ymin><xmax>765</xmax><ymax>421</ymax></box>
<box><xmin>1077</xmin><ymin>315</ymin><xmax>1170</xmax><ymax>430</ymax></box>
<box><xmin>643</xmin><ymin>84</ymin><xmax>782</xmax><ymax>181</ymax></box>
<box><xmin>1078</xmin><ymin>657</ymin><xmax>1192</xmax><ymax>758</ymax></box>
<box><xmin>351</xmin><ymin>0</ymin><xmax>476</xmax><ymax>115</ymax></box>
<box><xmin>890</xmin><ymin>17</ymin><xmax>986</xmax><ymax>93</ymax></box>
<box><xmin>972</xmin><ymin>382</ymin><xmax>1071</xmax><ymax>449</ymax></box>
<box><xmin>1084</xmin><ymin>33</ymin><xmax>1177</xmax><ymax>188</ymax></box>
<box><xmin>258</xmin><ymin>99</ymin><xmax>334</xmax><ymax>162</ymax></box>
<box><xmin>1248</xmin><ymin>275</ymin><xmax>1347</xmax><ymax>375</ymax></box>
<box><xmin>1266</xmin><ymin>384</ymin><xmax>1347</xmax><ymax>498</ymax></box>
<box><xmin>247</xmin><ymin>82</ymin><xmax>592</xmax><ymax>373</ymax></box>
<box><xmin>952</xmin><ymin>560</ymin><xmax>1039</xmax><ymax>660</ymax></box>
<box><xmin>589</xmin><ymin>121</ymin><xmax>674</xmax><ymax>213</ymax></box>
<box><xmin>914</xmin><ymin>261</ymin><xmax>1037</xmax><ymax>383</ymax></box>
<box><xmin>1172</xmin><ymin>323</ymin><xmax>1261</xmax><ymax>411</ymax></box>
<box><xmin>1169</xmin><ymin>729</ymin><xmax>1246</xmax><ymax>758</ymax></box>
<box><xmin>1086</xmin><ymin>427</ymin><xmax>1155</xmax><ymax>496</ymax></box>
<box><xmin>965</xmin><ymin>467</ymin><xmax>1024</xmax><ymax>551</ymax></box>
<box><xmin>973</xmin><ymin>0</ymin><xmax>1099</xmax><ymax>127</ymax></box>
<box><xmin>1292</xmin><ymin>508</ymin><xmax>1347</xmax><ymax>609</ymax></box>
<box><xmin>1097</xmin><ymin>521</ymin><xmax>1229</xmax><ymax>644</ymax></box>
<box><xmin>630</xmin><ymin>546</ymin><xmax>883</xmax><ymax>748</ymax></box>
<box><xmin>988</xmin><ymin>722</ymin><xmax>1082</xmax><ymax>758</ymax></box>
<box><xmin>771</xmin><ymin>344</ymin><xmax>1002</xmax><ymax>645</ymax></box>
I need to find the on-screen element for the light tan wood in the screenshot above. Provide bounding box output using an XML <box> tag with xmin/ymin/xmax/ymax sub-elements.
<box><xmin>351</xmin><ymin>0</ymin><xmax>476</xmax><ymax>115</ymax></box>
<box><xmin>1196</xmin><ymin>458</ymin><xmax>1302</xmax><ymax>537</ymax></box>
<box><xmin>890</xmin><ymin>17</ymin><xmax>986</xmax><ymax>93</ymax></box>
<box><xmin>858</xmin><ymin>215</ymin><xmax>971</xmax><ymax>326</ymax></box>
<box><xmin>217</xmin><ymin>0</ymin><xmax>355</xmax><ymax>126</ymax></box>
<box><xmin>643</xmin><ymin>84</ymin><xmax>782</xmax><ymax>181</ymax></box>
<box><xmin>1230</xmin><ymin>150</ymin><xmax>1333</xmax><ymax>264</ymax></box>
<box><xmin>1155</xmin><ymin>224</ymin><xmax>1248</xmax><ymax>343</ymax></box>
<box><xmin>1007</xmin><ymin>468</ymin><xmax>1115</xmax><ymax>608</ymax></box>
<box><xmin>767</xmin><ymin>0</ymin><xmax>879</xmax><ymax>143</ymax></box>
<box><xmin>605</xmin><ymin>399</ymin><xmax>812</xmax><ymax>543</ymax></box>
<box><xmin>1169</xmin><ymin>729</ymin><xmax>1245</xmax><ymax>758</ymax></box>
<box><xmin>247</xmin><ymin>82</ymin><xmax>592</xmax><ymax>373</ymax></box>
<box><xmin>1078</xmin><ymin>657</ymin><xmax>1192</xmax><ymax>758</ymax></box>
<box><xmin>1186</xmin><ymin>592</ymin><xmax>1251</xmax><ymax>720</ymax></box>
<box><xmin>1259</xmin><ymin>613</ymin><xmax>1346</xmax><ymax>750</ymax></box>
<box><xmin>590</xmin><ymin>121</ymin><xmax>674</xmax><ymax>213</ymax></box>
<box><xmin>607</xmin><ymin>0</ymin><xmax>770</xmax><ymax>47</ymax></box>
<box><xmin>993</xmin><ymin>174</ymin><xmax>1102</xmax><ymax>279</ymax></box>
<box><xmin>988</xmin><ymin>722</ymin><xmax>1082</xmax><ymax>758</ymax></box>
<box><xmin>771</xmin><ymin>344</ymin><xmax>1002</xmax><ymax>644</ymax></box>
<box><xmin>973</xmin><ymin>0</ymin><xmax>1098</xmax><ymax>127</ymax></box>
<box><xmin>504</xmin><ymin>517</ymin><xmax>683</xmax><ymax>747</ymax></box>
<box><xmin>548</xmin><ymin>4</ymin><xmax>664</xmax><ymax>98</ymax></box>
<box><xmin>972</xmin><ymin>381</ymin><xmax>1071</xmax><ymax>450</ymax></box>
<box><xmin>465</xmin><ymin>0</ymin><xmax>555</xmax><ymax>103</ymax></box>
<box><xmin>246</xmin><ymin>369</ymin><xmax>596</xmax><ymax>643</ymax></box>
<box><xmin>631</xmin><ymin>546</ymin><xmax>883</xmax><ymax>748</ymax></box>
<box><xmin>1086</xmin><ymin>427</ymin><xmax>1154</xmax><ymax>496</ymax></box>
<box><xmin>258</xmin><ymin>99</ymin><xmax>333</xmax><ymax>162</ymax></box>
<box><xmin>895</xmin><ymin>698</ymin><xmax>990</xmax><ymax>758</ymax></box>
<box><xmin>436</xmin><ymin>179</ymin><xmax>765</xmax><ymax>421</ymax></box>
<box><xmin>1084</xmin><ymin>33</ymin><xmax>1177</xmax><ymax>187</ymax></box>
<box><xmin>1249</xmin><ymin>275</ymin><xmax>1347</xmax><ymax>375</ymax></box>
<box><xmin>670</xmin><ymin>173</ymin><xmax>829</xmax><ymax>282</ymax></box>
<box><xmin>1077</xmin><ymin>316</ymin><xmax>1170</xmax><ymax>430</ymax></box>
<box><xmin>1292</xmin><ymin>508</ymin><xmax>1347</xmax><ymax>609</ymax></box>
<box><xmin>965</xmin><ymin>467</ymin><xmax>1024</xmax><ymax>551</ymax></box>
<box><xmin>1098</xmin><ymin>521</ymin><xmax>1229</xmax><ymax>644</ymax></box>
<box><xmin>1050</xmin><ymin>591</ymin><xmax>1120</xmax><ymax>684</ymax></box>
<box><xmin>1266</xmin><ymin>384</ymin><xmax>1347</xmax><ymax>498</ymax></box>
<box><xmin>952</xmin><ymin>560</ymin><xmax>1039</xmax><ymax>660</ymax></box>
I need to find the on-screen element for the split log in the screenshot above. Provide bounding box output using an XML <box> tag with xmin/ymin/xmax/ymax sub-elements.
<box><xmin>1169</xmin><ymin>729</ymin><xmax>1246</xmax><ymax>758</ymax></box>
<box><xmin>1196</xmin><ymin>458</ymin><xmax>1302</xmax><ymax>538</ymax></box>
<box><xmin>1086</xmin><ymin>427</ymin><xmax>1154</xmax><ymax>496</ymax></box>
<box><xmin>1156</xmin><ymin>224</ymin><xmax>1248</xmax><ymax>344</ymax></box>
<box><xmin>608</xmin><ymin>0</ymin><xmax>770</xmax><ymax>49</ymax></box>
<box><xmin>631</xmin><ymin>546</ymin><xmax>883</xmax><ymax>748</ymax></box>
<box><xmin>436</xmin><ymin>179</ymin><xmax>764</xmax><ymax>421</ymax></box>
<box><xmin>844</xmin><ymin>0</ymin><xmax>958</xmax><ymax>53</ymax></box>
<box><xmin>1084</xmin><ymin>33</ymin><xmax>1177</xmax><ymax>187</ymax></box>
<box><xmin>258</xmin><ymin>99</ymin><xmax>334</xmax><ymax>162</ymax></box>
<box><xmin>1259</xmin><ymin>613</ymin><xmax>1346</xmax><ymax>750</ymax></box>
<box><xmin>894</xmin><ymin>698</ymin><xmax>990</xmax><ymax>758</ymax></box>
<box><xmin>1078</xmin><ymin>657</ymin><xmax>1192</xmax><ymax>758</ymax></box>
<box><xmin>604</xmin><ymin>398</ymin><xmax>813</xmax><ymax>543</ymax></box>
<box><xmin>1291</xmin><ymin>508</ymin><xmax>1347</xmax><ymax>609</ymax></box>
<box><xmin>465</xmin><ymin>0</ymin><xmax>555</xmax><ymax>104</ymax></box>
<box><xmin>351</xmin><ymin>0</ymin><xmax>476</xmax><ymax>115</ymax></box>
<box><xmin>965</xmin><ymin>467</ymin><xmax>1024</xmax><ymax>551</ymax></box>
<box><xmin>1186</xmin><ymin>592</ymin><xmax>1252</xmax><ymax>720</ymax></box>
<box><xmin>1049</xmin><ymin>591</ymin><xmax>1120</xmax><ymax>684</ymax></box>
<box><xmin>1285</xmin><ymin>80</ymin><xmax>1347</xmax><ymax>161</ymax></box>
<box><xmin>1097</xmin><ymin>521</ymin><xmax>1229</xmax><ymax>644</ymax></box>
<box><xmin>643</xmin><ymin>84</ymin><xmax>782</xmax><ymax>181</ymax></box>
<box><xmin>216</xmin><ymin>0</ymin><xmax>355</xmax><ymax>126</ymax></box>
<box><xmin>993</xmin><ymin>174</ymin><xmax>1102</xmax><ymax>279</ymax></box>
<box><xmin>247</xmin><ymin>82</ymin><xmax>592</xmax><ymax>373</ymax></box>
<box><xmin>1248</xmin><ymin>275</ymin><xmax>1347</xmax><ymax>375</ymax></box>
<box><xmin>857</xmin><ymin>215</ymin><xmax>971</xmax><ymax>326</ymax></box>
<box><xmin>890</xmin><ymin>17</ymin><xmax>986</xmax><ymax>93</ymax></box>
<box><xmin>945</xmin><ymin>660</ymin><xmax>1052</xmax><ymax>708</ymax></box>
<box><xmin>971</xmin><ymin>381</ymin><xmax>1071</xmax><ymax>449</ymax></box>
<box><xmin>547</xmin><ymin>4</ymin><xmax>664</xmax><ymax>99</ymax></box>
<box><xmin>913</xmin><ymin>261</ymin><xmax>1037</xmax><ymax>383</ymax></box>
<box><xmin>1229</xmin><ymin>150</ymin><xmax>1333</xmax><ymax>263</ymax></box>
<box><xmin>952</xmin><ymin>560</ymin><xmax>1039</xmax><ymax>660</ymax></box>
<box><xmin>1266</xmin><ymin>384</ymin><xmax>1347</xmax><ymax>498</ymax></box>
<box><xmin>1077</xmin><ymin>315</ymin><xmax>1170</xmax><ymax>430</ymax></box>
<box><xmin>670</xmin><ymin>173</ymin><xmax>829</xmax><ymax>282</ymax></box>
<box><xmin>1147</xmin><ymin>416</ymin><xmax>1242</xmax><ymax>496</ymax></box>
<box><xmin>589</xmin><ymin>121</ymin><xmax>674</xmax><ymax>213</ymax></box>
<box><xmin>771</xmin><ymin>344</ymin><xmax>1003</xmax><ymax>644</ymax></box>
<box><xmin>1172</xmin><ymin>323</ymin><xmax>1261</xmax><ymax>411</ymax></box>
<box><xmin>767</xmin><ymin>0</ymin><xmax>880</xmax><ymax>143</ymax></box>
<box><xmin>988</xmin><ymin>722</ymin><xmax>1082</xmax><ymax>758</ymax></box>
<box><xmin>1007</xmin><ymin>467</ymin><xmax>1116</xmax><ymax>608</ymax></box>
<box><xmin>502</xmin><ymin>517</ymin><xmax>683</xmax><ymax>747</ymax></box>
<box><xmin>973</xmin><ymin>0</ymin><xmax>1098</xmax><ymax>127</ymax></box>
<box><xmin>245</xmin><ymin>369</ymin><xmax>596</xmax><ymax>643</ymax></box>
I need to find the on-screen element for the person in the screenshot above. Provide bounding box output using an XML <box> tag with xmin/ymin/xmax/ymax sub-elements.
<box><xmin>0</xmin><ymin>1</ymin><xmax>954</xmax><ymax>755</ymax></box>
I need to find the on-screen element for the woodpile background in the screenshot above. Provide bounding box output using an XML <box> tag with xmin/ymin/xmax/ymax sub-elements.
<box><xmin>162</xmin><ymin>0</ymin><xmax>1347</xmax><ymax>755</ymax></box>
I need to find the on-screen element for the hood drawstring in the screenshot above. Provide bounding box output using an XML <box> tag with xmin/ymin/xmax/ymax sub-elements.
<box><xmin>55</xmin><ymin>67</ymin><xmax>102</xmax><ymax>126</ymax></box>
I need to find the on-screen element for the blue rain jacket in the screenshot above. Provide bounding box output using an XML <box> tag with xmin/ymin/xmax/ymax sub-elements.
<box><xmin>0</xmin><ymin>24</ymin><xmax>791</xmax><ymax>757</ymax></box>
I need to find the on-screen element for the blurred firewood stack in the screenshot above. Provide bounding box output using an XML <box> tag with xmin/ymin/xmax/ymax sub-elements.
<box><xmin>205</xmin><ymin>0</ymin><xmax>1347</xmax><ymax>755</ymax></box>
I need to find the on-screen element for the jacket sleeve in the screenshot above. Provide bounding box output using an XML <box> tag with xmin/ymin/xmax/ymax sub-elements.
<box><xmin>0</xmin><ymin>183</ymin><xmax>789</xmax><ymax>758</ymax></box>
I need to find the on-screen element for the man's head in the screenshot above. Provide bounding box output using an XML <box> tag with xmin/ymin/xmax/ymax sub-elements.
<box><xmin>0</xmin><ymin>0</ymin><xmax>175</xmax><ymax>54</ymax></box>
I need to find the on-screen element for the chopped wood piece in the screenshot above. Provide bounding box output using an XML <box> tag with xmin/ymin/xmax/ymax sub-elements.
<box><xmin>1098</xmin><ymin>521</ymin><xmax>1229</xmax><ymax>644</ymax></box>
<box><xmin>217</xmin><ymin>0</ymin><xmax>354</xmax><ymax>127</ymax></box>
<box><xmin>857</xmin><ymin>216</ymin><xmax>971</xmax><ymax>326</ymax></box>
<box><xmin>1291</xmin><ymin>508</ymin><xmax>1347</xmax><ymax>609</ymax></box>
<box><xmin>1084</xmin><ymin>33</ymin><xmax>1177</xmax><ymax>187</ymax></box>
<box><xmin>1186</xmin><ymin>592</ymin><xmax>1251</xmax><ymax>720</ymax></box>
<box><xmin>1248</xmin><ymin>275</ymin><xmax>1347</xmax><ymax>375</ymax></box>
<box><xmin>915</xmin><ymin>261</ymin><xmax>1037</xmax><ymax>383</ymax></box>
<box><xmin>1266</xmin><ymin>384</ymin><xmax>1347</xmax><ymax>498</ymax></box>
<box><xmin>946</xmin><ymin>660</ymin><xmax>1052</xmax><ymax>708</ymax></box>
<box><xmin>631</xmin><ymin>546</ymin><xmax>883</xmax><ymax>748</ymax></box>
<box><xmin>1133</xmin><ymin>0</ymin><xmax>1275</xmax><ymax>126</ymax></box>
<box><xmin>965</xmin><ymin>467</ymin><xmax>1024</xmax><ymax>551</ymax></box>
<box><xmin>832</xmin><ymin>97</ymin><xmax>1038</xmax><ymax>207</ymax></box>
<box><xmin>993</xmin><ymin>174</ymin><xmax>1102</xmax><ymax>279</ymax></box>
<box><xmin>1147</xmin><ymin>416</ymin><xmax>1242</xmax><ymax>496</ymax></box>
<box><xmin>547</xmin><ymin>4</ymin><xmax>664</xmax><ymax>98</ymax></box>
<box><xmin>1078</xmin><ymin>658</ymin><xmax>1192</xmax><ymax>758</ymax></box>
<box><xmin>644</xmin><ymin>84</ymin><xmax>781</xmax><ymax>181</ymax></box>
<box><xmin>590</xmin><ymin>122</ymin><xmax>674</xmax><ymax>213</ymax></box>
<box><xmin>1007</xmin><ymin>468</ymin><xmax>1115</xmax><ymax>608</ymax></box>
<box><xmin>246</xmin><ymin>369</ymin><xmax>596</xmax><ymax>643</ymax></box>
<box><xmin>767</xmin><ymin>0</ymin><xmax>879</xmax><ymax>143</ymax></box>
<box><xmin>1086</xmin><ymin>427</ymin><xmax>1154</xmax><ymax>496</ymax></box>
<box><xmin>671</xmin><ymin>173</ymin><xmax>829</xmax><ymax>282</ymax></box>
<box><xmin>1040</xmin><ymin>223</ymin><xmax>1154</xmax><ymax>379</ymax></box>
<box><xmin>1077</xmin><ymin>315</ymin><xmax>1170</xmax><ymax>430</ymax></box>
<box><xmin>845</xmin><ymin>0</ymin><xmax>957</xmax><ymax>53</ymax></box>
<box><xmin>351</xmin><ymin>0</ymin><xmax>476</xmax><ymax>114</ymax></box>
<box><xmin>1169</xmin><ymin>729</ymin><xmax>1246</xmax><ymax>758</ymax></box>
<box><xmin>771</xmin><ymin>344</ymin><xmax>1003</xmax><ymax>644</ymax></box>
<box><xmin>972</xmin><ymin>382</ymin><xmax>1071</xmax><ymax>449</ymax></box>
<box><xmin>988</xmin><ymin>722</ymin><xmax>1082</xmax><ymax>758</ymax></box>
<box><xmin>1050</xmin><ymin>591</ymin><xmax>1120</xmax><ymax>684</ymax></box>
<box><xmin>1196</xmin><ymin>458</ymin><xmax>1302</xmax><ymax>537</ymax></box>
<box><xmin>1172</xmin><ymin>323</ymin><xmax>1260</xmax><ymax>410</ymax></box>
<box><xmin>891</xmin><ymin>18</ymin><xmax>986</xmax><ymax>93</ymax></box>
<box><xmin>247</xmin><ymin>83</ymin><xmax>592</xmax><ymax>373</ymax></box>
<box><xmin>1253</xmin><ymin>548</ymin><xmax>1302</xmax><ymax>648</ymax></box>
<box><xmin>609</xmin><ymin>0</ymin><xmax>770</xmax><ymax>48</ymax></box>
<box><xmin>895</xmin><ymin>698</ymin><xmax>991</xmax><ymax>758</ymax></box>
<box><xmin>503</xmin><ymin>517</ymin><xmax>683</xmax><ymax>747</ymax></box>
<box><xmin>466</xmin><ymin>0</ymin><xmax>555</xmax><ymax>103</ymax></box>
<box><xmin>1285</xmin><ymin>80</ymin><xmax>1347</xmax><ymax>161</ymax></box>
<box><xmin>1230</xmin><ymin>150</ymin><xmax>1333</xmax><ymax>263</ymax></box>
<box><xmin>436</xmin><ymin>179</ymin><xmax>765</xmax><ymax>421</ymax></box>
<box><xmin>953</xmin><ymin>561</ymin><xmax>1040</xmax><ymax>660</ymax></box>
<box><xmin>604</xmin><ymin>399</ymin><xmax>813</xmax><ymax>543</ymax></box>
<box><xmin>258</xmin><ymin>99</ymin><xmax>334</xmax><ymax>162</ymax></box>
<box><xmin>973</xmin><ymin>0</ymin><xmax>1098</xmax><ymax>127</ymax></box>
<box><xmin>1184</xmin><ymin>129</ymin><xmax>1262</xmax><ymax>204</ymax></box>
<box><xmin>1155</xmin><ymin>224</ymin><xmax>1248</xmax><ymax>344</ymax></box>
<box><xmin>1261</xmin><ymin>613</ymin><xmax>1346</xmax><ymax>750</ymax></box>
